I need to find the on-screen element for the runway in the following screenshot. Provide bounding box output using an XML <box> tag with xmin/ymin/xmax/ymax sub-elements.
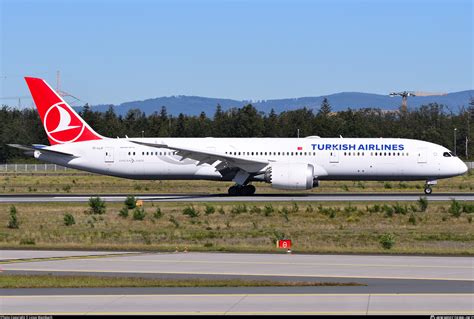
<box><xmin>3</xmin><ymin>293</ymin><xmax>472</xmax><ymax>315</ymax></box>
<box><xmin>1</xmin><ymin>250</ymin><xmax>473</xmax><ymax>314</ymax></box>
<box><xmin>1</xmin><ymin>192</ymin><xmax>473</xmax><ymax>203</ymax></box>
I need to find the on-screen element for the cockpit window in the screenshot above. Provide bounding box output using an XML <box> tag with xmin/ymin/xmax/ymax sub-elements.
<box><xmin>443</xmin><ymin>152</ymin><xmax>451</xmax><ymax>157</ymax></box>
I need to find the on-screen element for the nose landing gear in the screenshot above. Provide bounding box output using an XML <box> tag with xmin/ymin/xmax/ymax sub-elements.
<box><xmin>228</xmin><ymin>184</ymin><xmax>256</xmax><ymax>196</ymax></box>
<box><xmin>424</xmin><ymin>186</ymin><xmax>432</xmax><ymax>195</ymax></box>
<box><xmin>424</xmin><ymin>180</ymin><xmax>437</xmax><ymax>195</ymax></box>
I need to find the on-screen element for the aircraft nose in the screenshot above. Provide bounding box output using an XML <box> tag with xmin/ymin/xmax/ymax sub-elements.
<box><xmin>458</xmin><ymin>159</ymin><xmax>468</xmax><ymax>175</ymax></box>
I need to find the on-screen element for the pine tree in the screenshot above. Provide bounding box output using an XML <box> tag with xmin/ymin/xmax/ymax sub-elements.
<box><xmin>318</xmin><ymin>98</ymin><xmax>332</xmax><ymax>116</ymax></box>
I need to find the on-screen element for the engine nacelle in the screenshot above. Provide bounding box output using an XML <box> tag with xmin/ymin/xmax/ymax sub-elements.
<box><xmin>264</xmin><ymin>162</ymin><xmax>318</xmax><ymax>190</ymax></box>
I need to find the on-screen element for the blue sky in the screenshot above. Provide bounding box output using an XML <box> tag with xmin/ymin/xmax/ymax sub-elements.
<box><xmin>1</xmin><ymin>0</ymin><xmax>472</xmax><ymax>106</ymax></box>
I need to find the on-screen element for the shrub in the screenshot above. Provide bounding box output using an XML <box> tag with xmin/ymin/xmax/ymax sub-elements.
<box><xmin>408</xmin><ymin>213</ymin><xmax>417</xmax><ymax>225</ymax></box>
<box><xmin>89</xmin><ymin>197</ymin><xmax>106</xmax><ymax>215</ymax></box>
<box><xmin>392</xmin><ymin>203</ymin><xmax>408</xmax><ymax>215</ymax></box>
<box><xmin>272</xmin><ymin>230</ymin><xmax>286</xmax><ymax>244</ymax></box>
<box><xmin>183</xmin><ymin>206</ymin><xmax>200</xmax><ymax>218</ymax></box>
<box><xmin>448</xmin><ymin>199</ymin><xmax>462</xmax><ymax>218</ymax></box>
<box><xmin>63</xmin><ymin>213</ymin><xmax>75</xmax><ymax>226</ymax></box>
<box><xmin>250</xmin><ymin>206</ymin><xmax>261</xmax><ymax>214</ymax></box>
<box><xmin>399</xmin><ymin>182</ymin><xmax>408</xmax><ymax>189</ymax></box>
<box><xmin>132</xmin><ymin>207</ymin><xmax>146</xmax><ymax>220</ymax></box>
<box><xmin>204</xmin><ymin>205</ymin><xmax>215</xmax><ymax>215</ymax></box>
<box><xmin>20</xmin><ymin>238</ymin><xmax>35</xmax><ymax>245</ymax></box>
<box><xmin>218</xmin><ymin>207</ymin><xmax>225</xmax><ymax>215</ymax></box>
<box><xmin>305</xmin><ymin>205</ymin><xmax>314</xmax><ymax>213</ymax></box>
<box><xmin>318</xmin><ymin>206</ymin><xmax>339</xmax><ymax>218</ymax></box>
<box><xmin>230</xmin><ymin>204</ymin><xmax>247</xmax><ymax>215</ymax></box>
<box><xmin>291</xmin><ymin>202</ymin><xmax>299</xmax><ymax>213</ymax></box>
<box><xmin>62</xmin><ymin>184</ymin><xmax>72</xmax><ymax>192</ymax></box>
<box><xmin>409</xmin><ymin>204</ymin><xmax>418</xmax><ymax>213</ymax></box>
<box><xmin>380</xmin><ymin>233</ymin><xmax>395</xmax><ymax>249</ymax></box>
<box><xmin>462</xmin><ymin>202</ymin><xmax>474</xmax><ymax>214</ymax></box>
<box><xmin>366</xmin><ymin>204</ymin><xmax>381</xmax><ymax>213</ymax></box>
<box><xmin>118</xmin><ymin>206</ymin><xmax>129</xmax><ymax>218</ymax></box>
<box><xmin>384</xmin><ymin>182</ymin><xmax>393</xmax><ymax>189</ymax></box>
<box><xmin>417</xmin><ymin>197</ymin><xmax>428</xmax><ymax>212</ymax></box>
<box><xmin>153</xmin><ymin>208</ymin><xmax>163</xmax><ymax>219</ymax></box>
<box><xmin>7</xmin><ymin>205</ymin><xmax>19</xmax><ymax>229</ymax></box>
<box><xmin>344</xmin><ymin>204</ymin><xmax>357</xmax><ymax>214</ymax></box>
<box><xmin>169</xmin><ymin>216</ymin><xmax>180</xmax><ymax>228</ymax></box>
<box><xmin>280</xmin><ymin>207</ymin><xmax>290</xmax><ymax>222</ymax></box>
<box><xmin>467</xmin><ymin>215</ymin><xmax>472</xmax><ymax>223</ymax></box>
<box><xmin>263</xmin><ymin>204</ymin><xmax>274</xmax><ymax>216</ymax></box>
<box><xmin>382</xmin><ymin>204</ymin><xmax>394</xmax><ymax>217</ymax></box>
<box><xmin>124</xmin><ymin>195</ymin><xmax>137</xmax><ymax>209</ymax></box>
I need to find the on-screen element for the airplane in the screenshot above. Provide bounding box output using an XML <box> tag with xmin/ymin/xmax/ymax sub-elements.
<box><xmin>8</xmin><ymin>77</ymin><xmax>468</xmax><ymax>195</ymax></box>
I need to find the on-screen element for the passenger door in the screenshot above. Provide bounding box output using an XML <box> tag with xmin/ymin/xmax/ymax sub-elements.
<box><xmin>329</xmin><ymin>151</ymin><xmax>339</xmax><ymax>163</ymax></box>
<box><xmin>417</xmin><ymin>148</ymin><xmax>427</xmax><ymax>164</ymax></box>
<box><xmin>104</xmin><ymin>147</ymin><xmax>114</xmax><ymax>163</ymax></box>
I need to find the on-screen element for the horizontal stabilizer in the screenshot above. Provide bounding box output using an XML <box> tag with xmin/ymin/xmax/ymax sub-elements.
<box><xmin>7</xmin><ymin>144</ymin><xmax>77</xmax><ymax>157</ymax></box>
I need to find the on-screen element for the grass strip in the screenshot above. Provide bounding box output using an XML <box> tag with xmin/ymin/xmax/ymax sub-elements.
<box><xmin>0</xmin><ymin>274</ymin><xmax>364</xmax><ymax>289</ymax></box>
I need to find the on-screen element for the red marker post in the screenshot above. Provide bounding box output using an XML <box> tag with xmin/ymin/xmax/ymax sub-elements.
<box><xmin>276</xmin><ymin>239</ymin><xmax>292</xmax><ymax>253</ymax></box>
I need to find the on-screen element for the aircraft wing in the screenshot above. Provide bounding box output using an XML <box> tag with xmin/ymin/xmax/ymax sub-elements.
<box><xmin>8</xmin><ymin>144</ymin><xmax>77</xmax><ymax>157</ymax></box>
<box><xmin>130</xmin><ymin>140</ymin><xmax>269</xmax><ymax>173</ymax></box>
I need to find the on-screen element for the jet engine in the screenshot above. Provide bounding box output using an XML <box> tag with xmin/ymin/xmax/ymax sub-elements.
<box><xmin>264</xmin><ymin>162</ymin><xmax>318</xmax><ymax>190</ymax></box>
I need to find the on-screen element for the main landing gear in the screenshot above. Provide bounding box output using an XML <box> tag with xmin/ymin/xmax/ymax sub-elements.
<box><xmin>228</xmin><ymin>184</ymin><xmax>256</xmax><ymax>196</ymax></box>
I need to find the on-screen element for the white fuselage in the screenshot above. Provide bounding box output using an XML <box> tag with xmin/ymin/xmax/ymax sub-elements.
<box><xmin>35</xmin><ymin>137</ymin><xmax>467</xmax><ymax>183</ymax></box>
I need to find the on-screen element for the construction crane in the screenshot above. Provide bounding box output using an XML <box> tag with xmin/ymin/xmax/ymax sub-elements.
<box><xmin>0</xmin><ymin>71</ymin><xmax>84</xmax><ymax>108</ymax></box>
<box><xmin>389</xmin><ymin>91</ymin><xmax>447</xmax><ymax>113</ymax></box>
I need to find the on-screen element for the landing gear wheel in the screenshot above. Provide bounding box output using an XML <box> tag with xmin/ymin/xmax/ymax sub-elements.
<box><xmin>424</xmin><ymin>186</ymin><xmax>432</xmax><ymax>195</ymax></box>
<box><xmin>228</xmin><ymin>186</ymin><xmax>240</xmax><ymax>196</ymax></box>
<box><xmin>228</xmin><ymin>185</ymin><xmax>256</xmax><ymax>196</ymax></box>
<box><xmin>242</xmin><ymin>185</ymin><xmax>256</xmax><ymax>196</ymax></box>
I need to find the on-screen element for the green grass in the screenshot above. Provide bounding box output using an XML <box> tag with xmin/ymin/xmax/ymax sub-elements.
<box><xmin>0</xmin><ymin>170</ymin><xmax>472</xmax><ymax>194</ymax></box>
<box><xmin>0</xmin><ymin>274</ymin><xmax>363</xmax><ymax>288</ymax></box>
<box><xmin>0</xmin><ymin>200</ymin><xmax>473</xmax><ymax>255</ymax></box>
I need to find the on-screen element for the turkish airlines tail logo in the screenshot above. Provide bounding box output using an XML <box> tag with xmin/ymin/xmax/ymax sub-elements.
<box><xmin>24</xmin><ymin>77</ymin><xmax>103</xmax><ymax>145</ymax></box>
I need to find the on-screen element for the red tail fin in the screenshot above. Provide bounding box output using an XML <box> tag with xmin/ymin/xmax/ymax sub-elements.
<box><xmin>25</xmin><ymin>77</ymin><xmax>103</xmax><ymax>145</ymax></box>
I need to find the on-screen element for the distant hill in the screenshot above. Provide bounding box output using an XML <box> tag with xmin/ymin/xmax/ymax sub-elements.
<box><xmin>91</xmin><ymin>90</ymin><xmax>473</xmax><ymax>116</ymax></box>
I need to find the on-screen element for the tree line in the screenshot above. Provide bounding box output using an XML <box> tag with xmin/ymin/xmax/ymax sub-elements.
<box><xmin>0</xmin><ymin>98</ymin><xmax>473</xmax><ymax>163</ymax></box>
